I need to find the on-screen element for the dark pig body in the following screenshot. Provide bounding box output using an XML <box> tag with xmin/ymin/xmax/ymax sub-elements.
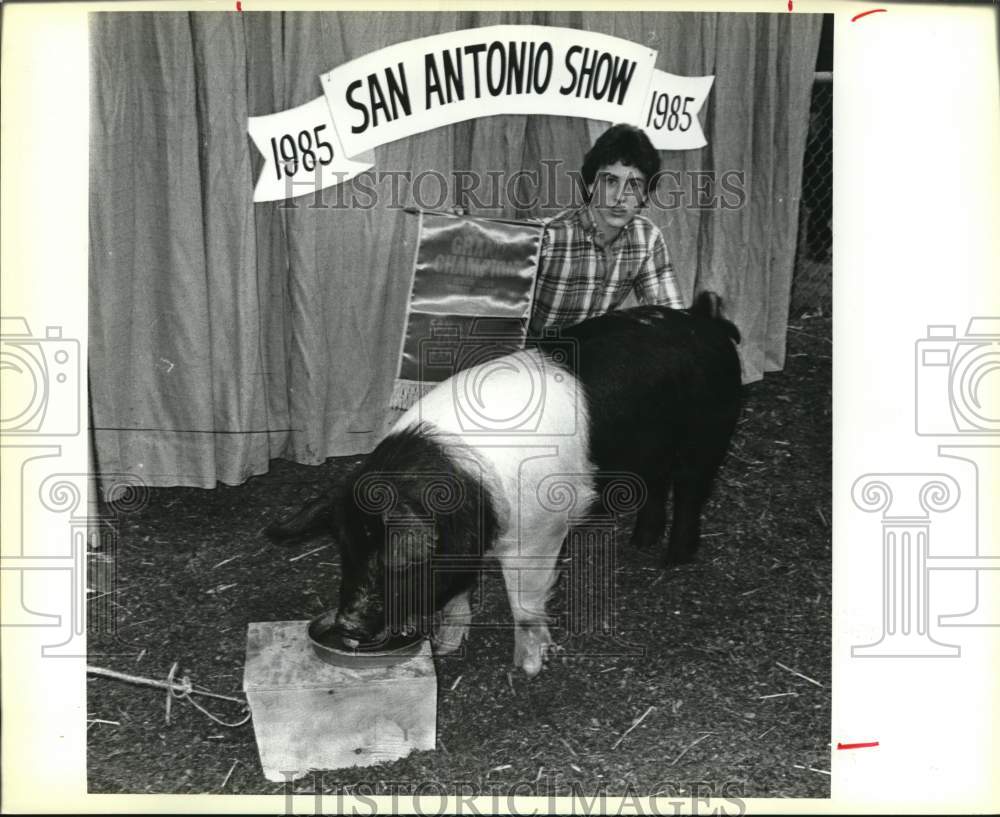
<box><xmin>558</xmin><ymin>293</ymin><xmax>742</xmax><ymax>562</ymax></box>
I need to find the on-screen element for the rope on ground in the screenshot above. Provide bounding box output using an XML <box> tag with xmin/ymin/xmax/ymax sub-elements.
<box><xmin>86</xmin><ymin>663</ymin><xmax>251</xmax><ymax>728</ymax></box>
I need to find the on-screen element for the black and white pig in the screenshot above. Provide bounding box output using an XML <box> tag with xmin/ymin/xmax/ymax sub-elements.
<box><xmin>266</xmin><ymin>292</ymin><xmax>741</xmax><ymax>676</ymax></box>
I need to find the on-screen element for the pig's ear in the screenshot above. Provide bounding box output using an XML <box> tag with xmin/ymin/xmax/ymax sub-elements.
<box><xmin>384</xmin><ymin>514</ymin><xmax>439</xmax><ymax>569</ymax></box>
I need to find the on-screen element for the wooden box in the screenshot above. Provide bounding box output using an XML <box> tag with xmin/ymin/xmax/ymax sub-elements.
<box><xmin>243</xmin><ymin>621</ymin><xmax>437</xmax><ymax>782</ymax></box>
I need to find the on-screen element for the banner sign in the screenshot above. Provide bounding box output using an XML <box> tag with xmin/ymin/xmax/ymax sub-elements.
<box><xmin>247</xmin><ymin>97</ymin><xmax>375</xmax><ymax>204</ymax></box>
<box><xmin>249</xmin><ymin>25</ymin><xmax>714</xmax><ymax>202</ymax></box>
<box><xmin>390</xmin><ymin>211</ymin><xmax>544</xmax><ymax>410</ymax></box>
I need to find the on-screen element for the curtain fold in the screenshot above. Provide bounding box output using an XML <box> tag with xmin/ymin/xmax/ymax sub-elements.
<box><xmin>90</xmin><ymin>12</ymin><xmax>274</xmax><ymax>488</ymax></box>
<box><xmin>89</xmin><ymin>11</ymin><xmax>822</xmax><ymax>489</ymax></box>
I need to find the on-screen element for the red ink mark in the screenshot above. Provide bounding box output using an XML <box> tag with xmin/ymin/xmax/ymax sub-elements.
<box><xmin>787</xmin><ymin>0</ymin><xmax>793</xmax><ymax>10</ymax></box>
<box><xmin>837</xmin><ymin>741</ymin><xmax>880</xmax><ymax>750</ymax></box>
<box><xmin>851</xmin><ymin>8</ymin><xmax>887</xmax><ymax>22</ymax></box>
<box><xmin>236</xmin><ymin>1</ymin><xmax>242</xmax><ymax>10</ymax></box>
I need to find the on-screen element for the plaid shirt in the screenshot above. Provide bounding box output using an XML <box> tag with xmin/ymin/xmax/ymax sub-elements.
<box><xmin>528</xmin><ymin>206</ymin><xmax>684</xmax><ymax>334</ymax></box>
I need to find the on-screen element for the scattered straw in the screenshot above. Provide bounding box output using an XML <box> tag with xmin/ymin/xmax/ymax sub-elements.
<box><xmin>449</xmin><ymin>675</ymin><xmax>463</xmax><ymax>691</ymax></box>
<box><xmin>612</xmin><ymin>705</ymin><xmax>655</xmax><ymax>750</ymax></box>
<box><xmin>776</xmin><ymin>661</ymin><xmax>823</xmax><ymax>688</ymax></box>
<box><xmin>729</xmin><ymin>450</ymin><xmax>763</xmax><ymax>466</ymax></box>
<box><xmin>558</xmin><ymin>737</ymin><xmax>578</xmax><ymax>757</ymax></box>
<box><xmin>793</xmin><ymin>764</ymin><xmax>831</xmax><ymax>776</ymax></box>
<box><xmin>118</xmin><ymin>618</ymin><xmax>156</xmax><ymax>631</ymax></box>
<box><xmin>758</xmin><ymin>692</ymin><xmax>798</xmax><ymax>699</ymax></box>
<box><xmin>288</xmin><ymin>545</ymin><xmax>330</xmax><ymax>563</ymax></box>
<box><xmin>669</xmin><ymin>732</ymin><xmax>714</xmax><ymax>766</ymax></box>
<box><xmin>220</xmin><ymin>760</ymin><xmax>239</xmax><ymax>789</ymax></box>
<box><xmin>785</xmin><ymin>326</ymin><xmax>832</xmax><ymax>344</ymax></box>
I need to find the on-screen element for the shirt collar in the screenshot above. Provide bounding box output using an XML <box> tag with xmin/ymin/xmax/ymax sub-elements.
<box><xmin>579</xmin><ymin>204</ymin><xmax>627</xmax><ymax>250</ymax></box>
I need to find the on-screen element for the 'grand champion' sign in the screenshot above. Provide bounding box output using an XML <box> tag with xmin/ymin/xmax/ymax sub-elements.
<box><xmin>248</xmin><ymin>26</ymin><xmax>714</xmax><ymax>202</ymax></box>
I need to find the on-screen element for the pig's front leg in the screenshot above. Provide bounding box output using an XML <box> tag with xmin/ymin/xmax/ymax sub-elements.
<box><xmin>432</xmin><ymin>590</ymin><xmax>472</xmax><ymax>655</ymax></box>
<box><xmin>501</xmin><ymin>552</ymin><xmax>561</xmax><ymax>677</ymax></box>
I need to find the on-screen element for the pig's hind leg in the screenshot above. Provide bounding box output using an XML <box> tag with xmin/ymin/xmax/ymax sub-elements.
<box><xmin>664</xmin><ymin>419</ymin><xmax>736</xmax><ymax>565</ymax></box>
<box><xmin>665</xmin><ymin>472</ymin><xmax>711</xmax><ymax>565</ymax></box>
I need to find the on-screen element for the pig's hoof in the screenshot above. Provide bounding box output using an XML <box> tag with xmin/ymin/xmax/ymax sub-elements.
<box><xmin>514</xmin><ymin>622</ymin><xmax>553</xmax><ymax>677</ymax></box>
<box><xmin>662</xmin><ymin>548</ymin><xmax>697</xmax><ymax>567</ymax></box>
<box><xmin>630</xmin><ymin>528</ymin><xmax>665</xmax><ymax>550</ymax></box>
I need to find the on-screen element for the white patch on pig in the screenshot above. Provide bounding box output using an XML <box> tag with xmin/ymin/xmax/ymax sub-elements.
<box><xmin>394</xmin><ymin>348</ymin><xmax>597</xmax><ymax>675</ymax></box>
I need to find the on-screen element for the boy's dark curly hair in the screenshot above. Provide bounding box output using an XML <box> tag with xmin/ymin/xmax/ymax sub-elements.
<box><xmin>581</xmin><ymin>124</ymin><xmax>660</xmax><ymax>199</ymax></box>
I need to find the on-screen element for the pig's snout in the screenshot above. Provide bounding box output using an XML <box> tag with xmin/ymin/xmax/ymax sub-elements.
<box><xmin>332</xmin><ymin>603</ymin><xmax>426</xmax><ymax>652</ymax></box>
<box><xmin>331</xmin><ymin>610</ymin><xmax>377</xmax><ymax>646</ymax></box>
<box><xmin>330</xmin><ymin>583</ymin><xmax>386</xmax><ymax>646</ymax></box>
<box><xmin>331</xmin><ymin>592</ymin><xmax>394</xmax><ymax>646</ymax></box>
<box><xmin>331</xmin><ymin>592</ymin><xmax>422</xmax><ymax>651</ymax></box>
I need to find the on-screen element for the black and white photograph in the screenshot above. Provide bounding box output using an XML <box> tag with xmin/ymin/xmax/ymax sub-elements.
<box><xmin>82</xmin><ymin>8</ymin><xmax>832</xmax><ymax>801</ymax></box>
<box><xmin>1</xmin><ymin>2</ymin><xmax>997</xmax><ymax>814</ymax></box>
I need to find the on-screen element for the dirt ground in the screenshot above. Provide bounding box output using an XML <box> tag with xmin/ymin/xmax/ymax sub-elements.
<box><xmin>87</xmin><ymin>313</ymin><xmax>832</xmax><ymax>800</ymax></box>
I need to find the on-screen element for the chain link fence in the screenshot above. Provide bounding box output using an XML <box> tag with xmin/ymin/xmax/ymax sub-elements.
<box><xmin>790</xmin><ymin>73</ymin><xmax>833</xmax><ymax>317</ymax></box>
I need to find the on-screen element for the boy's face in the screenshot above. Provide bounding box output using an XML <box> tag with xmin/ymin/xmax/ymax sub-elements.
<box><xmin>588</xmin><ymin>161</ymin><xmax>647</xmax><ymax>237</ymax></box>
